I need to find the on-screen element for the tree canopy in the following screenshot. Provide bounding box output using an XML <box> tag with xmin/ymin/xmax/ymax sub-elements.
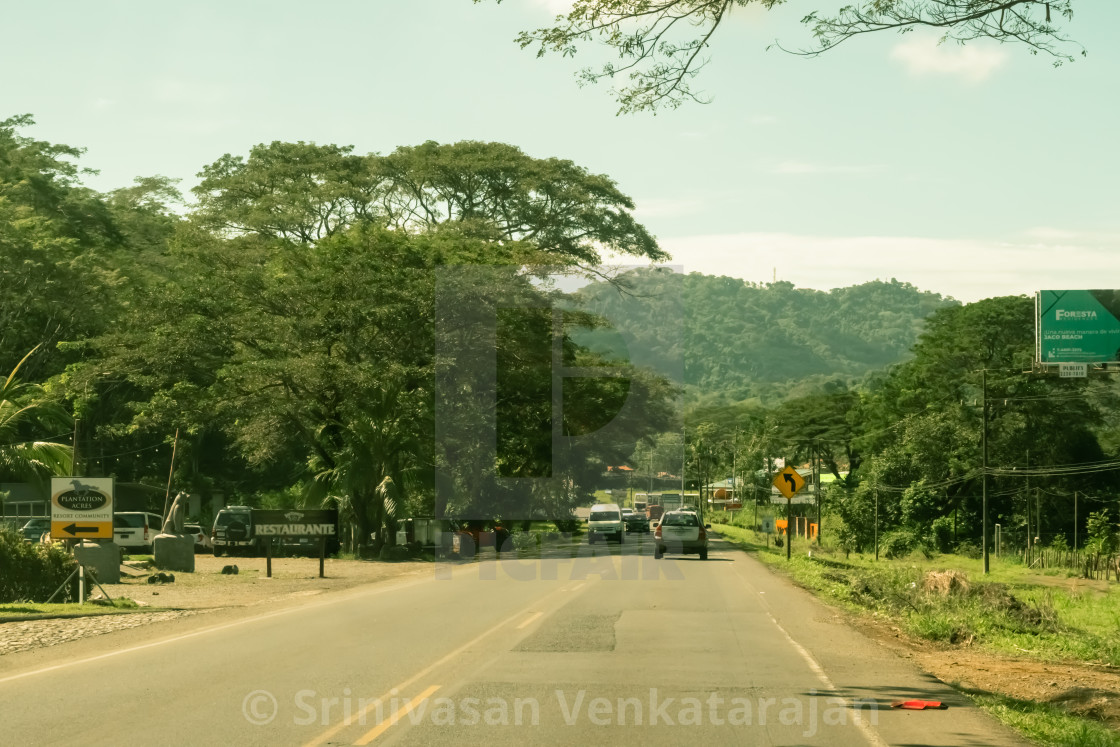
<box><xmin>484</xmin><ymin>0</ymin><xmax>1084</xmax><ymax>113</ymax></box>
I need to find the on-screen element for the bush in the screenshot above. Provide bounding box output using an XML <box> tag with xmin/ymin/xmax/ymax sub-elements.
<box><xmin>956</xmin><ymin>540</ymin><xmax>983</xmax><ymax>560</ymax></box>
<box><xmin>882</xmin><ymin>530</ymin><xmax>915</xmax><ymax>559</ymax></box>
<box><xmin>1085</xmin><ymin>511</ymin><xmax>1117</xmax><ymax>555</ymax></box>
<box><xmin>0</xmin><ymin>528</ymin><xmax>78</xmax><ymax>603</ymax></box>
<box><xmin>931</xmin><ymin>517</ymin><xmax>956</xmax><ymax>554</ymax></box>
<box><xmin>553</xmin><ymin>519</ymin><xmax>581</xmax><ymax>534</ymax></box>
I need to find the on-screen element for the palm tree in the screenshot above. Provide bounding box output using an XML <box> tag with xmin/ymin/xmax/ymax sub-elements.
<box><xmin>0</xmin><ymin>347</ymin><xmax>72</xmax><ymax>483</ymax></box>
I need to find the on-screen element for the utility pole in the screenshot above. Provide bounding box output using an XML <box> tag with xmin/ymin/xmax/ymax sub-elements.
<box><xmin>982</xmin><ymin>369</ymin><xmax>990</xmax><ymax>575</ymax></box>
<box><xmin>874</xmin><ymin>476</ymin><xmax>879</xmax><ymax>561</ymax></box>
<box><xmin>71</xmin><ymin>417</ymin><xmax>80</xmax><ymax>477</ymax></box>
<box><xmin>1025</xmin><ymin>449</ymin><xmax>1031</xmax><ymax>564</ymax></box>
<box><xmin>814</xmin><ymin>441</ymin><xmax>821</xmax><ymax>545</ymax></box>
<box><xmin>1074</xmin><ymin>491</ymin><xmax>1078</xmax><ymax>552</ymax></box>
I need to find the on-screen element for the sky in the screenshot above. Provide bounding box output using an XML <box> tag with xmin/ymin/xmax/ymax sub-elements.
<box><xmin>4</xmin><ymin>0</ymin><xmax>1119</xmax><ymax>302</ymax></box>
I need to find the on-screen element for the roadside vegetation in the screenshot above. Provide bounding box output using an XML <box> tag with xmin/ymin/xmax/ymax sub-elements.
<box><xmin>712</xmin><ymin>520</ymin><xmax>1120</xmax><ymax>745</ymax></box>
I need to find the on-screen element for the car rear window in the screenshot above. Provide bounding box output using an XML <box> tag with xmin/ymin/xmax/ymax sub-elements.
<box><xmin>114</xmin><ymin>514</ymin><xmax>145</xmax><ymax>528</ymax></box>
<box><xmin>662</xmin><ymin>513</ymin><xmax>698</xmax><ymax>527</ymax></box>
<box><xmin>590</xmin><ymin>510</ymin><xmax>620</xmax><ymax>521</ymax></box>
<box><xmin>216</xmin><ymin>512</ymin><xmax>251</xmax><ymax>527</ymax></box>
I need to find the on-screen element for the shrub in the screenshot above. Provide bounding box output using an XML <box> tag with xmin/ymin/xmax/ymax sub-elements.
<box><xmin>956</xmin><ymin>540</ymin><xmax>983</xmax><ymax>560</ymax></box>
<box><xmin>553</xmin><ymin>518</ymin><xmax>581</xmax><ymax>534</ymax></box>
<box><xmin>1085</xmin><ymin>511</ymin><xmax>1116</xmax><ymax>555</ymax></box>
<box><xmin>882</xmin><ymin>530</ymin><xmax>915</xmax><ymax>559</ymax></box>
<box><xmin>931</xmin><ymin>516</ymin><xmax>956</xmax><ymax>554</ymax></box>
<box><xmin>0</xmin><ymin>528</ymin><xmax>78</xmax><ymax>603</ymax></box>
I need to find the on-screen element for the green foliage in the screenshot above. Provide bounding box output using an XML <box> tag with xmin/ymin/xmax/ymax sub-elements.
<box><xmin>1084</xmin><ymin>511</ymin><xmax>1117</xmax><ymax>555</ymax></box>
<box><xmin>881</xmin><ymin>530</ymin><xmax>916</xmax><ymax>559</ymax></box>
<box><xmin>578</xmin><ymin>271</ymin><xmax>953</xmax><ymax>406</ymax></box>
<box><xmin>0</xmin><ymin>528</ymin><xmax>77</xmax><ymax>603</ymax></box>
<box><xmin>0</xmin><ymin>348</ymin><xmax>72</xmax><ymax>483</ymax></box>
<box><xmin>931</xmin><ymin>516</ymin><xmax>955</xmax><ymax>554</ymax></box>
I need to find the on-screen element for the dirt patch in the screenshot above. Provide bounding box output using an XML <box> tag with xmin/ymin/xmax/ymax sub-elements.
<box><xmin>99</xmin><ymin>554</ymin><xmax>435</xmax><ymax>611</ymax></box>
<box><xmin>852</xmin><ymin>614</ymin><xmax>1120</xmax><ymax>730</ymax></box>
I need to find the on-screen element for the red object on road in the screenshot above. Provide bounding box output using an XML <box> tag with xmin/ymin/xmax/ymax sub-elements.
<box><xmin>890</xmin><ymin>700</ymin><xmax>947</xmax><ymax>710</ymax></box>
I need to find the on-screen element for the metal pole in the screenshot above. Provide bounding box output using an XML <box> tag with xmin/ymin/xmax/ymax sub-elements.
<box><xmin>1074</xmin><ymin>491</ymin><xmax>1078</xmax><ymax>552</ymax></box>
<box><xmin>815</xmin><ymin>442</ymin><xmax>821</xmax><ymax>544</ymax></box>
<box><xmin>786</xmin><ymin>496</ymin><xmax>791</xmax><ymax>561</ymax></box>
<box><xmin>982</xmin><ymin>368</ymin><xmax>990</xmax><ymax>574</ymax></box>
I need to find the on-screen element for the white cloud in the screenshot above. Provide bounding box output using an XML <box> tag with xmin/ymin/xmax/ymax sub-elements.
<box><xmin>890</xmin><ymin>34</ymin><xmax>1008</xmax><ymax>82</ymax></box>
<box><xmin>655</xmin><ymin>232</ymin><xmax>1120</xmax><ymax>303</ymax></box>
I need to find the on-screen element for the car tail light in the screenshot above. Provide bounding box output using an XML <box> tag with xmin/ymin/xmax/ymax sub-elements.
<box><xmin>655</xmin><ymin>524</ymin><xmax>662</xmax><ymax>539</ymax></box>
<box><xmin>143</xmin><ymin>521</ymin><xmax>150</xmax><ymax>541</ymax></box>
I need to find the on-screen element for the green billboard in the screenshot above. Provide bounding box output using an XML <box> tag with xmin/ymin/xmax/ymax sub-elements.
<box><xmin>1037</xmin><ymin>290</ymin><xmax>1120</xmax><ymax>364</ymax></box>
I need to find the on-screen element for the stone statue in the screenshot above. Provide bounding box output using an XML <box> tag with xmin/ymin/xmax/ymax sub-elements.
<box><xmin>161</xmin><ymin>492</ymin><xmax>187</xmax><ymax>535</ymax></box>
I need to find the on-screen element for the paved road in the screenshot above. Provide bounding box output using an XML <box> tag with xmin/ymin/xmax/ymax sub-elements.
<box><xmin>0</xmin><ymin>533</ymin><xmax>1026</xmax><ymax>746</ymax></box>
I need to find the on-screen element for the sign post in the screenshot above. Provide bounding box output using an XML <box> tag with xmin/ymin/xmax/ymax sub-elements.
<box><xmin>772</xmin><ymin>467</ymin><xmax>806</xmax><ymax>561</ymax></box>
<box><xmin>252</xmin><ymin>509</ymin><xmax>338</xmax><ymax>579</ymax></box>
<box><xmin>1037</xmin><ymin>290</ymin><xmax>1120</xmax><ymax>366</ymax></box>
<box><xmin>51</xmin><ymin>478</ymin><xmax>114</xmax><ymax>541</ymax></box>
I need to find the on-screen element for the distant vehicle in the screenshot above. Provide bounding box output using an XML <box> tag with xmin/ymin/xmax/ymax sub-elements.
<box><xmin>211</xmin><ymin>506</ymin><xmax>257</xmax><ymax>557</ymax></box>
<box><xmin>114</xmin><ymin>512</ymin><xmax>165</xmax><ymax>553</ymax></box>
<box><xmin>646</xmin><ymin>504</ymin><xmax>664</xmax><ymax>523</ymax></box>
<box><xmin>624</xmin><ymin>510</ymin><xmax>650</xmax><ymax>534</ymax></box>
<box><xmin>659</xmin><ymin>492</ymin><xmax>683</xmax><ymax>512</ymax></box>
<box><xmin>588</xmin><ymin>504</ymin><xmax>624</xmax><ymax>544</ymax></box>
<box><xmin>654</xmin><ymin>509</ymin><xmax>709</xmax><ymax>560</ymax></box>
<box><xmin>19</xmin><ymin>517</ymin><xmax>50</xmax><ymax>543</ymax></box>
<box><xmin>184</xmin><ymin>522</ymin><xmax>211</xmax><ymax>553</ymax></box>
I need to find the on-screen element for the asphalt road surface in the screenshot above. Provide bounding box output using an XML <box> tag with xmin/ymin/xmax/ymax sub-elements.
<box><xmin>0</xmin><ymin>533</ymin><xmax>1027</xmax><ymax>746</ymax></box>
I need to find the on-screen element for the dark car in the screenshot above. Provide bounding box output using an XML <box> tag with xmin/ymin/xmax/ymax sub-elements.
<box><xmin>211</xmin><ymin>507</ymin><xmax>258</xmax><ymax>557</ymax></box>
<box><xmin>19</xmin><ymin>517</ymin><xmax>51</xmax><ymax>543</ymax></box>
<box><xmin>623</xmin><ymin>509</ymin><xmax>650</xmax><ymax>533</ymax></box>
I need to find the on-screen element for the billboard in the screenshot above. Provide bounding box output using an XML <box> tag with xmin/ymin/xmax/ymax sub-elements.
<box><xmin>1036</xmin><ymin>290</ymin><xmax>1120</xmax><ymax>364</ymax></box>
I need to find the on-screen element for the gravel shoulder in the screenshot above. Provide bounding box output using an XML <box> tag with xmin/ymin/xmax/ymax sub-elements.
<box><xmin>0</xmin><ymin>555</ymin><xmax>433</xmax><ymax>658</ymax></box>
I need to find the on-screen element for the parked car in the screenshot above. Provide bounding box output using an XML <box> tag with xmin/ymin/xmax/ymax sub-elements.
<box><xmin>114</xmin><ymin>512</ymin><xmax>165</xmax><ymax>553</ymax></box>
<box><xmin>19</xmin><ymin>517</ymin><xmax>51</xmax><ymax>543</ymax></box>
<box><xmin>211</xmin><ymin>506</ymin><xmax>258</xmax><ymax>557</ymax></box>
<box><xmin>588</xmin><ymin>504</ymin><xmax>624</xmax><ymax>544</ymax></box>
<box><xmin>184</xmin><ymin>522</ymin><xmax>211</xmax><ymax>553</ymax></box>
<box><xmin>654</xmin><ymin>509</ymin><xmax>708</xmax><ymax>560</ymax></box>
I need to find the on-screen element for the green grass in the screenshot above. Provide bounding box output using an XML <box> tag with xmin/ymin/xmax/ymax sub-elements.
<box><xmin>964</xmin><ymin>691</ymin><xmax>1120</xmax><ymax>747</ymax></box>
<box><xmin>713</xmin><ymin>523</ymin><xmax>1120</xmax><ymax>743</ymax></box>
<box><xmin>715</xmin><ymin>522</ymin><xmax>1120</xmax><ymax>666</ymax></box>
<box><xmin>0</xmin><ymin>598</ymin><xmax>149</xmax><ymax>620</ymax></box>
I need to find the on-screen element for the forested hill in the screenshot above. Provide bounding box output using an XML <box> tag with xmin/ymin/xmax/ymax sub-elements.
<box><xmin>574</xmin><ymin>269</ymin><xmax>957</xmax><ymax>406</ymax></box>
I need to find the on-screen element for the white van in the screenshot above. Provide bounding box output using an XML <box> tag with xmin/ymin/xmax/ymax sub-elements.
<box><xmin>588</xmin><ymin>503</ymin><xmax>624</xmax><ymax>544</ymax></box>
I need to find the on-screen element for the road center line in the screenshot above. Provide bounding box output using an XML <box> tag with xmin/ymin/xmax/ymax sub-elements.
<box><xmin>354</xmin><ymin>684</ymin><xmax>441</xmax><ymax>745</ymax></box>
<box><xmin>303</xmin><ymin>578</ymin><xmax>595</xmax><ymax>747</ymax></box>
<box><xmin>516</xmin><ymin>611</ymin><xmax>543</xmax><ymax>629</ymax></box>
